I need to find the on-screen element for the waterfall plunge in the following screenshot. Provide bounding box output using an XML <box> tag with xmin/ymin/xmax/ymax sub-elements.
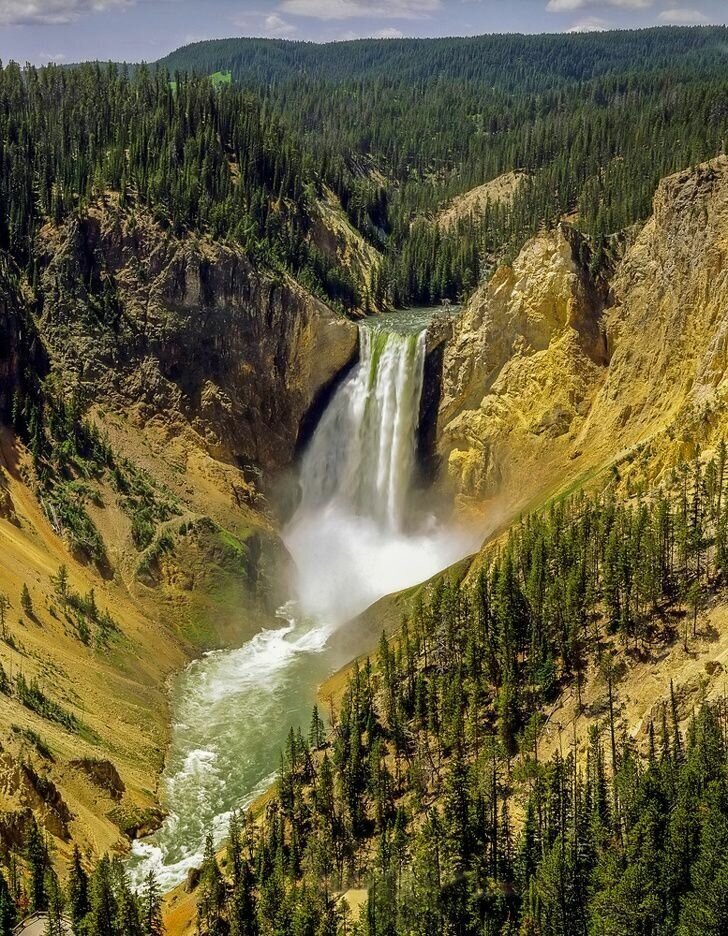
<box><xmin>284</xmin><ymin>322</ymin><xmax>475</xmax><ymax>625</ymax></box>
<box><xmin>126</xmin><ymin>315</ymin><xmax>480</xmax><ymax>893</ymax></box>
<box><xmin>296</xmin><ymin>326</ymin><xmax>426</xmax><ymax>532</ymax></box>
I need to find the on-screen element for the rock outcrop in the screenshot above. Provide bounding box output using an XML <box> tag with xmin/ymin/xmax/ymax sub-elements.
<box><xmin>311</xmin><ymin>188</ymin><xmax>382</xmax><ymax>301</ymax></box>
<box><xmin>37</xmin><ymin>202</ymin><xmax>359</xmax><ymax>480</ymax></box>
<box><xmin>585</xmin><ymin>158</ymin><xmax>728</xmax><ymax>469</ymax></box>
<box><xmin>437</xmin><ymin>171</ymin><xmax>528</xmax><ymax>231</ymax></box>
<box><xmin>438</xmin><ymin>224</ymin><xmax>608</xmax><ymax>509</ymax></box>
<box><xmin>438</xmin><ymin>157</ymin><xmax>728</xmax><ymax>513</ymax></box>
<box><xmin>0</xmin><ymin>200</ymin><xmax>360</xmax><ymax>864</ymax></box>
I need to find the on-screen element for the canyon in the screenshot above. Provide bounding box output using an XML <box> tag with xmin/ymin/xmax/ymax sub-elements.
<box><xmin>0</xmin><ymin>151</ymin><xmax>727</xmax><ymax>899</ymax></box>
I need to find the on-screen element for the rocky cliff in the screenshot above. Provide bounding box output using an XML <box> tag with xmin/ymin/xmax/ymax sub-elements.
<box><xmin>438</xmin><ymin>157</ymin><xmax>728</xmax><ymax>514</ymax></box>
<box><xmin>37</xmin><ymin>202</ymin><xmax>358</xmax><ymax>478</ymax></box>
<box><xmin>0</xmin><ymin>200</ymin><xmax>360</xmax><ymax>864</ymax></box>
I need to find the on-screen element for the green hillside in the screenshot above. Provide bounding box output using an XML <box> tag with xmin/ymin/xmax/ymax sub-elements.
<box><xmin>156</xmin><ymin>28</ymin><xmax>728</xmax><ymax>304</ymax></box>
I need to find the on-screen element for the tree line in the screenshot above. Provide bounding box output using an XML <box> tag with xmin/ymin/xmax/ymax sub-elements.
<box><xmin>154</xmin><ymin>28</ymin><xmax>728</xmax><ymax>305</ymax></box>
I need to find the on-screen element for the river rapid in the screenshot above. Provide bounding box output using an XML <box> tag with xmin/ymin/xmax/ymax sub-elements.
<box><xmin>127</xmin><ymin>308</ymin><xmax>479</xmax><ymax>892</ymax></box>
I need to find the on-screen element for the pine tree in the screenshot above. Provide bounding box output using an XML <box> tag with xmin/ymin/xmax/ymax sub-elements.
<box><xmin>677</xmin><ymin>789</ymin><xmax>728</xmax><ymax>935</ymax></box>
<box><xmin>67</xmin><ymin>845</ymin><xmax>89</xmax><ymax>929</ymax></box>
<box><xmin>20</xmin><ymin>583</ymin><xmax>33</xmax><ymax>618</ymax></box>
<box><xmin>25</xmin><ymin>818</ymin><xmax>48</xmax><ymax>913</ymax></box>
<box><xmin>114</xmin><ymin>867</ymin><xmax>143</xmax><ymax>936</ymax></box>
<box><xmin>140</xmin><ymin>871</ymin><xmax>164</xmax><ymax>936</ymax></box>
<box><xmin>0</xmin><ymin>872</ymin><xmax>16</xmax><ymax>936</ymax></box>
<box><xmin>0</xmin><ymin>593</ymin><xmax>9</xmax><ymax>640</ymax></box>
<box><xmin>87</xmin><ymin>856</ymin><xmax>118</xmax><ymax>936</ymax></box>
<box><xmin>197</xmin><ymin>834</ymin><xmax>227</xmax><ymax>935</ymax></box>
<box><xmin>229</xmin><ymin>862</ymin><xmax>257</xmax><ymax>936</ymax></box>
<box><xmin>44</xmin><ymin>870</ymin><xmax>65</xmax><ymax>936</ymax></box>
<box><xmin>309</xmin><ymin>704</ymin><xmax>326</xmax><ymax>751</ymax></box>
<box><xmin>51</xmin><ymin>565</ymin><xmax>69</xmax><ymax>604</ymax></box>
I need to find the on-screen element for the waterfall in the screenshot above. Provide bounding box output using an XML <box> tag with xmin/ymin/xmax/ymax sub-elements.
<box><xmin>284</xmin><ymin>319</ymin><xmax>475</xmax><ymax>625</ymax></box>
<box><xmin>127</xmin><ymin>312</ymin><xmax>479</xmax><ymax>893</ymax></box>
<box><xmin>296</xmin><ymin>325</ymin><xmax>426</xmax><ymax>532</ymax></box>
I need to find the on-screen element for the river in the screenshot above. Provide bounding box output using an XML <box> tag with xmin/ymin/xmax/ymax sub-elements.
<box><xmin>127</xmin><ymin>308</ymin><xmax>478</xmax><ymax>892</ymax></box>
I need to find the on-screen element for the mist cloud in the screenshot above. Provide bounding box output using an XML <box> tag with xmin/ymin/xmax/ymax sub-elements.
<box><xmin>0</xmin><ymin>0</ymin><xmax>133</xmax><ymax>25</ymax></box>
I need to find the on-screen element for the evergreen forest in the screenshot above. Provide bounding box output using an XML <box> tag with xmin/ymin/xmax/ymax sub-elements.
<box><xmin>2</xmin><ymin>27</ymin><xmax>728</xmax><ymax>309</ymax></box>
<box><xmin>185</xmin><ymin>447</ymin><xmax>728</xmax><ymax>936</ymax></box>
<box><xmin>1</xmin><ymin>447</ymin><xmax>726</xmax><ymax>934</ymax></box>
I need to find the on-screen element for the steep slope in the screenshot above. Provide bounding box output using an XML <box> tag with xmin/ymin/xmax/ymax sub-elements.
<box><xmin>0</xmin><ymin>441</ymin><xmax>184</xmax><ymax>862</ymax></box>
<box><xmin>437</xmin><ymin>171</ymin><xmax>527</xmax><ymax>230</ymax></box>
<box><xmin>37</xmin><ymin>202</ymin><xmax>358</xmax><ymax>476</ymax></box>
<box><xmin>583</xmin><ymin>158</ymin><xmax>728</xmax><ymax>467</ymax></box>
<box><xmin>437</xmin><ymin>224</ymin><xmax>608</xmax><ymax>511</ymax></box>
<box><xmin>311</xmin><ymin>188</ymin><xmax>382</xmax><ymax>306</ymax></box>
<box><xmin>0</xmin><ymin>203</ymin><xmax>359</xmax><ymax>864</ymax></box>
<box><xmin>438</xmin><ymin>156</ymin><xmax>728</xmax><ymax>514</ymax></box>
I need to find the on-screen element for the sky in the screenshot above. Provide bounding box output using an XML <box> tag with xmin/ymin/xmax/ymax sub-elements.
<box><xmin>0</xmin><ymin>0</ymin><xmax>726</xmax><ymax>65</ymax></box>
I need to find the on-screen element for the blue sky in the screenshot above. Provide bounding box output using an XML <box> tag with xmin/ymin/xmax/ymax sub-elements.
<box><xmin>0</xmin><ymin>0</ymin><xmax>726</xmax><ymax>65</ymax></box>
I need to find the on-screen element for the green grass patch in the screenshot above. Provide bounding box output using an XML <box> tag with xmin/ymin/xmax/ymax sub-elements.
<box><xmin>210</xmin><ymin>70</ymin><xmax>232</xmax><ymax>87</ymax></box>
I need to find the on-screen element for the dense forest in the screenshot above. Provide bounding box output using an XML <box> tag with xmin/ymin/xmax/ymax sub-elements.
<box><xmin>187</xmin><ymin>447</ymin><xmax>728</xmax><ymax>935</ymax></box>
<box><xmin>2</xmin><ymin>28</ymin><xmax>728</xmax><ymax>310</ymax></box>
<box><xmin>157</xmin><ymin>29</ymin><xmax>728</xmax><ymax>90</ymax></box>
<box><xmin>156</xmin><ymin>28</ymin><xmax>728</xmax><ymax>301</ymax></box>
<box><xmin>3</xmin><ymin>447</ymin><xmax>723</xmax><ymax>934</ymax></box>
<box><xmin>0</xmin><ymin>63</ymin><xmax>363</xmax><ymax>311</ymax></box>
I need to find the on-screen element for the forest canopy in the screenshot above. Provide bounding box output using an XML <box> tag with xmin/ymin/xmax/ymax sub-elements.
<box><xmin>2</xmin><ymin>27</ymin><xmax>728</xmax><ymax>309</ymax></box>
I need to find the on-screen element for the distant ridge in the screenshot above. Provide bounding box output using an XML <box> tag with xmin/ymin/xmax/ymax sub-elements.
<box><xmin>153</xmin><ymin>26</ymin><xmax>728</xmax><ymax>88</ymax></box>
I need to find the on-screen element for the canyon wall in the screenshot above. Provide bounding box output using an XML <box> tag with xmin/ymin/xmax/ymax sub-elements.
<box><xmin>37</xmin><ymin>203</ymin><xmax>359</xmax><ymax>477</ymax></box>
<box><xmin>0</xmin><ymin>202</ymin><xmax>359</xmax><ymax>863</ymax></box>
<box><xmin>438</xmin><ymin>157</ymin><xmax>728</xmax><ymax>514</ymax></box>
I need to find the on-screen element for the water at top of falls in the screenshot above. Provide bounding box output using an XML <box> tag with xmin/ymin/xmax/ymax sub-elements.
<box><xmin>295</xmin><ymin>325</ymin><xmax>426</xmax><ymax>533</ymax></box>
<box><xmin>283</xmin><ymin>316</ymin><xmax>478</xmax><ymax>625</ymax></box>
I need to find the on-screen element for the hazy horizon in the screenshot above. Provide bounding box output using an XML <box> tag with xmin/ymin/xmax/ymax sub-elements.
<box><xmin>1</xmin><ymin>0</ymin><xmax>727</xmax><ymax>68</ymax></box>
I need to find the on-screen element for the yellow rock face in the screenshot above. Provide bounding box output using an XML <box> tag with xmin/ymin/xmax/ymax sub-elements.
<box><xmin>438</xmin><ymin>224</ymin><xmax>607</xmax><ymax>512</ymax></box>
<box><xmin>438</xmin><ymin>157</ymin><xmax>728</xmax><ymax>516</ymax></box>
<box><xmin>437</xmin><ymin>170</ymin><xmax>528</xmax><ymax>231</ymax></box>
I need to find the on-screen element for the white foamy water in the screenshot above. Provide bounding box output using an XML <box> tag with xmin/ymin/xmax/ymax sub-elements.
<box><xmin>127</xmin><ymin>310</ymin><xmax>479</xmax><ymax>892</ymax></box>
<box><xmin>284</xmin><ymin>319</ymin><xmax>477</xmax><ymax>623</ymax></box>
<box><xmin>127</xmin><ymin>604</ymin><xmax>338</xmax><ymax>891</ymax></box>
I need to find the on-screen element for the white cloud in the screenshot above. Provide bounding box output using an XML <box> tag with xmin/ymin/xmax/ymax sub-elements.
<box><xmin>337</xmin><ymin>25</ymin><xmax>405</xmax><ymax>39</ymax></box>
<box><xmin>0</xmin><ymin>0</ymin><xmax>132</xmax><ymax>25</ymax></box>
<box><xmin>336</xmin><ymin>26</ymin><xmax>405</xmax><ymax>42</ymax></box>
<box><xmin>658</xmin><ymin>7</ymin><xmax>709</xmax><ymax>23</ymax></box>
<box><xmin>279</xmin><ymin>0</ymin><xmax>440</xmax><ymax>21</ymax></box>
<box><xmin>231</xmin><ymin>10</ymin><xmax>299</xmax><ymax>37</ymax></box>
<box><xmin>263</xmin><ymin>12</ymin><xmax>298</xmax><ymax>35</ymax></box>
<box><xmin>547</xmin><ymin>0</ymin><xmax>652</xmax><ymax>11</ymax></box>
<box><xmin>567</xmin><ymin>14</ymin><xmax>611</xmax><ymax>29</ymax></box>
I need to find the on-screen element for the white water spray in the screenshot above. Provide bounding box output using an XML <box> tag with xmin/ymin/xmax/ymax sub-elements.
<box><xmin>284</xmin><ymin>319</ymin><xmax>476</xmax><ymax>624</ymax></box>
